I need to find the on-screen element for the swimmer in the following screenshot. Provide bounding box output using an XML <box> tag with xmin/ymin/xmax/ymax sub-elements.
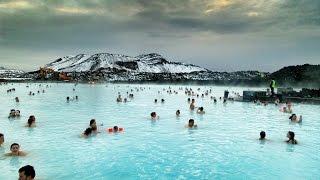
<box><xmin>66</xmin><ymin>97</ymin><xmax>70</xmax><ymax>102</ymax></box>
<box><xmin>286</xmin><ymin>131</ymin><xmax>297</xmax><ymax>144</ymax></box>
<box><xmin>161</xmin><ymin>99</ymin><xmax>165</xmax><ymax>103</ymax></box>
<box><xmin>223</xmin><ymin>99</ymin><xmax>227</xmax><ymax>104</ymax></box>
<box><xmin>81</xmin><ymin>128</ymin><xmax>93</xmax><ymax>138</ymax></box>
<box><xmin>185</xmin><ymin>119</ymin><xmax>197</xmax><ymax>128</ymax></box>
<box><xmin>75</xmin><ymin>96</ymin><xmax>78</xmax><ymax>100</ymax></box>
<box><xmin>214</xmin><ymin>99</ymin><xmax>217</xmax><ymax>103</ymax></box>
<box><xmin>289</xmin><ymin>114</ymin><xmax>302</xmax><ymax>123</ymax></box>
<box><xmin>197</xmin><ymin>107</ymin><xmax>205</xmax><ymax>114</ymax></box>
<box><xmin>18</xmin><ymin>165</ymin><xmax>36</xmax><ymax>180</ymax></box>
<box><xmin>8</xmin><ymin>109</ymin><xmax>16</xmax><ymax>118</ymax></box>
<box><xmin>259</xmin><ymin>131</ymin><xmax>266</xmax><ymax>140</ymax></box>
<box><xmin>15</xmin><ymin>110</ymin><xmax>21</xmax><ymax>117</ymax></box>
<box><xmin>190</xmin><ymin>99</ymin><xmax>196</xmax><ymax>110</ymax></box>
<box><xmin>116</xmin><ymin>95</ymin><xmax>122</xmax><ymax>102</ymax></box>
<box><xmin>176</xmin><ymin>110</ymin><xmax>180</xmax><ymax>116</ymax></box>
<box><xmin>0</xmin><ymin>133</ymin><xmax>4</xmax><ymax>146</ymax></box>
<box><xmin>89</xmin><ymin>119</ymin><xmax>99</xmax><ymax>133</ymax></box>
<box><xmin>150</xmin><ymin>112</ymin><xmax>159</xmax><ymax>120</ymax></box>
<box><xmin>5</xmin><ymin>143</ymin><xmax>27</xmax><ymax>156</ymax></box>
<box><xmin>187</xmin><ymin>98</ymin><xmax>191</xmax><ymax>103</ymax></box>
<box><xmin>15</xmin><ymin>97</ymin><xmax>20</xmax><ymax>103</ymax></box>
<box><xmin>107</xmin><ymin>126</ymin><xmax>124</xmax><ymax>133</ymax></box>
<box><xmin>124</xmin><ymin>98</ymin><xmax>128</xmax><ymax>103</ymax></box>
<box><xmin>26</xmin><ymin>116</ymin><xmax>36</xmax><ymax>127</ymax></box>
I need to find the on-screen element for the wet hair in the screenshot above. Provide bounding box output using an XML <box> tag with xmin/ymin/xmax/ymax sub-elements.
<box><xmin>89</xmin><ymin>119</ymin><xmax>97</xmax><ymax>130</ymax></box>
<box><xmin>161</xmin><ymin>99</ymin><xmax>165</xmax><ymax>102</ymax></box>
<box><xmin>288</xmin><ymin>131</ymin><xmax>295</xmax><ymax>140</ymax></box>
<box><xmin>66</xmin><ymin>97</ymin><xmax>70</xmax><ymax>101</ymax></box>
<box><xmin>176</xmin><ymin>110</ymin><xmax>180</xmax><ymax>114</ymax></box>
<box><xmin>289</xmin><ymin>114</ymin><xmax>296</xmax><ymax>120</ymax></box>
<box><xmin>90</xmin><ymin>119</ymin><xmax>96</xmax><ymax>126</ymax></box>
<box><xmin>10</xmin><ymin>143</ymin><xmax>19</xmax><ymax>149</ymax></box>
<box><xmin>260</xmin><ymin>131</ymin><xmax>266</xmax><ymax>139</ymax></box>
<box><xmin>154</xmin><ymin>99</ymin><xmax>157</xmax><ymax>103</ymax></box>
<box><xmin>27</xmin><ymin>116</ymin><xmax>35</xmax><ymax>127</ymax></box>
<box><xmin>199</xmin><ymin>107</ymin><xmax>204</xmax><ymax>111</ymax></box>
<box><xmin>19</xmin><ymin>165</ymin><xmax>35</xmax><ymax>179</ymax></box>
<box><xmin>0</xmin><ymin>133</ymin><xmax>3</xmax><ymax>138</ymax></box>
<box><xmin>151</xmin><ymin>112</ymin><xmax>156</xmax><ymax>117</ymax></box>
<box><xmin>113</xmin><ymin>126</ymin><xmax>119</xmax><ymax>131</ymax></box>
<box><xmin>84</xmin><ymin>128</ymin><xmax>92</xmax><ymax>136</ymax></box>
<box><xmin>189</xmin><ymin>119</ymin><xmax>195</xmax><ymax>124</ymax></box>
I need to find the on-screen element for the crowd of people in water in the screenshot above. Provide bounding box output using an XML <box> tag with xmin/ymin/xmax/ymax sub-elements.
<box><xmin>0</xmin><ymin>82</ymin><xmax>305</xmax><ymax>178</ymax></box>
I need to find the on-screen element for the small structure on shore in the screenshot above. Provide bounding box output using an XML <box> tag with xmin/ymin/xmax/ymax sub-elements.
<box><xmin>240</xmin><ymin>88</ymin><xmax>320</xmax><ymax>104</ymax></box>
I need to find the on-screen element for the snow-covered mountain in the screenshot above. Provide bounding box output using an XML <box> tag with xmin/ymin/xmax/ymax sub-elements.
<box><xmin>0</xmin><ymin>67</ymin><xmax>25</xmax><ymax>78</ymax></box>
<box><xmin>45</xmin><ymin>53</ymin><xmax>208</xmax><ymax>73</ymax></box>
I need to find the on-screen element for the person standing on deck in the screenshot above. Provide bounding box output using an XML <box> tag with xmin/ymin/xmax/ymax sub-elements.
<box><xmin>269</xmin><ymin>79</ymin><xmax>276</xmax><ymax>96</ymax></box>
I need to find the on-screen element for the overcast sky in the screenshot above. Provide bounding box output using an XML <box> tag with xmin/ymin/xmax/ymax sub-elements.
<box><xmin>0</xmin><ymin>0</ymin><xmax>319</xmax><ymax>72</ymax></box>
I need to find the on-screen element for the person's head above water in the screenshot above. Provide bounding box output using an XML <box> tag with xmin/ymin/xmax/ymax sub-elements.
<box><xmin>10</xmin><ymin>143</ymin><xmax>20</xmax><ymax>153</ymax></box>
<box><xmin>18</xmin><ymin>165</ymin><xmax>35</xmax><ymax>180</ymax></box>
<box><xmin>176</xmin><ymin>110</ymin><xmax>180</xmax><ymax>116</ymax></box>
<box><xmin>260</xmin><ymin>131</ymin><xmax>266</xmax><ymax>140</ymax></box>
<box><xmin>90</xmin><ymin>119</ymin><xmax>96</xmax><ymax>126</ymax></box>
<box><xmin>113</xmin><ymin>126</ymin><xmax>119</xmax><ymax>132</ymax></box>
<box><xmin>199</xmin><ymin>107</ymin><xmax>204</xmax><ymax>111</ymax></box>
<box><xmin>287</xmin><ymin>131</ymin><xmax>295</xmax><ymax>140</ymax></box>
<box><xmin>289</xmin><ymin>114</ymin><xmax>297</xmax><ymax>121</ymax></box>
<box><xmin>188</xmin><ymin>119</ymin><xmax>195</xmax><ymax>127</ymax></box>
<box><xmin>151</xmin><ymin>112</ymin><xmax>157</xmax><ymax>118</ymax></box>
<box><xmin>27</xmin><ymin>116</ymin><xmax>35</xmax><ymax>127</ymax></box>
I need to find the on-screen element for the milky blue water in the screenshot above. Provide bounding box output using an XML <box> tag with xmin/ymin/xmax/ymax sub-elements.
<box><xmin>0</xmin><ymin>83</ymin><xmax>319</xmax><ymax>179</ymax></box>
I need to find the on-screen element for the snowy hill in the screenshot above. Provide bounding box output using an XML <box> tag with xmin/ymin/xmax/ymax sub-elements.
<box><xmin>45</xmin><ymin>53</ymin><xmax>208</xmax><ymax>73</ymax></box>
<box><xmin>0</xmin><ymin>67</ymin><xmax>25</xmax><ymax>78</ymax></box>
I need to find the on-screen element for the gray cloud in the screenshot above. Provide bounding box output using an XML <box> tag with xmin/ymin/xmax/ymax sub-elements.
<box><xmin>0</xmin><ymin>0</ymin><xmax>319</xmax><ymax>72</ymax></box>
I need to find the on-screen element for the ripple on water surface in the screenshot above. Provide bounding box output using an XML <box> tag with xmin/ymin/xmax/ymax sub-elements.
<box><xmin>0</xmin><ymin>83</ymin><xmax>319</xmax><ymax>179</ymax></box>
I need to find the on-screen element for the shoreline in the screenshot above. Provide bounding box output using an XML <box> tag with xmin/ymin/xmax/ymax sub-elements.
<box><xmin>1</xmin><ymin>79</ymin><xmax>319</xmax><ymax>89</ymax></box>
